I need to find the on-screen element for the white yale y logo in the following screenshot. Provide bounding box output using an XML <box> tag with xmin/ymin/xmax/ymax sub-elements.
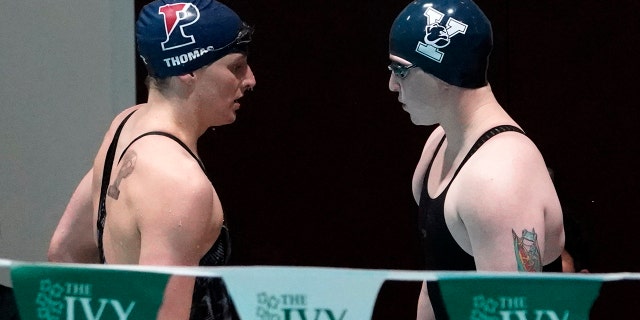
<box><xmin>416</xmin><ymin>7</ymin><xmax>468</xmax><ymax>62</ymax></box>
<box><xmin>159</xmin><ymin>3</ymin><xmax>201</xmax><ymax>51</ymax></box>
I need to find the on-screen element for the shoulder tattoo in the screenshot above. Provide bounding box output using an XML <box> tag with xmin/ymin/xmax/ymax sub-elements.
<box><xmin>107</xmin><ymin>151</ymin><xmax>137</xmax><ymax>200</ymax></box>
<box><xmin>512</xmin><ymin>228</ymin><xmax>542</xmax><ymax>272</ymax></box>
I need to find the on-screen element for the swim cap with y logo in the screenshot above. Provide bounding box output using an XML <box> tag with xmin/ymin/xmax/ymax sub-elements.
<box><xmin>136</xmin><ymin>0</ymin><xmax>253</xmax><ymax>78</ymax></box>
<box><xmin>389</xmin><ymin>0</ymin><xmax>492</xmax><ymax>88</ymax></box>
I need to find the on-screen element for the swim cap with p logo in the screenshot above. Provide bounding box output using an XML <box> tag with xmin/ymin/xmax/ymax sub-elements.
<box><xmin>136</xmin><ymin>0</ymin><xmax>253</xmax><ymax>78</ymax></box>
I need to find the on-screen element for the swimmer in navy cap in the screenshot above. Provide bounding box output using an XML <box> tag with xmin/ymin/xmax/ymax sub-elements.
<box><xmin>388</xmin><ymin>1</ymin><xmax>565</xmax><ymax>319</ymax></box>
<box><xmin>49</xmin><ymin>1</ymin><xmax>254</xmax><ymax>319</ymax></box>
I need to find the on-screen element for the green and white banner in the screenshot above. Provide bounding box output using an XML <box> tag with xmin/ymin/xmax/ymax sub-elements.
<box><xmin>2</xmin><ymin>259</ymin><xmax>637</xmax><ymax>320</ymax></box>
<box><xmin>11</xmin><ymin>264</ymin><xmax>169</xmax><ymax>319</ymax></box>
<box><xmin>222</xmin><ymin>266</ymin><xmax>388</xmax><ymax>320</ymax></box>
<box><xmin>436</xmin><ymin>273</ymin><xmax>602</xmax><ymax>320</ymax></box>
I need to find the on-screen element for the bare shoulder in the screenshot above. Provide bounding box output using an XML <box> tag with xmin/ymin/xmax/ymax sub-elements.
<box><xmin>110</xmin><ymin>106</ymin><xmax>141</xmax><ymax>131</ymax></box>
<box><xmin>450</xmin><ymin>132</ymin><xmax>563</xmax><ymax>267</ymax></box>
<box><xmin>419</xmin><ymin>126</ymin><xmax>446</xmax><ymax>160</ymax></box>
<box><xmin>458</xmin><ymin>132</ymin><xmax>551</xmax><ymax>199</ymax></box>
<box><xmin>91</xmin><ymin>106</ymin><xmax>142</xmax><ymax>194</ymax></box>
<box><xmin>116</xmin><ymin>137</ymin><xmax>220</xmax><ymax>265</ymax></box>
<box><xmin>128</xmin><ymin>136</ymin><xmax>215</xmax><ymax>220</ymax></box>
<box><xmin>92</xmin><ymin>106</ymin><xmax>141</xmax><ymax>166</ymax></box>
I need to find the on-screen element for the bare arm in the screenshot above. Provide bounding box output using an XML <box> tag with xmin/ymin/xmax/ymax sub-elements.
<box><xmin>127</xmin><ymin>148</ymin><xmax>221</xmax><ymax>320</ymax></box>
<box><xmin>48</xmin><ymin>169</ymin><xmax>100</xmax><ymax>263</ymax></box>
<box><xmin>454</xmin><ymin>136</ymin><xmax>564</xmax><ymax>271</ymax></box>
<box><xmin>416</xmin><ymin>282</ymin><xmax>435</xmax><ymax>320</ymax></box>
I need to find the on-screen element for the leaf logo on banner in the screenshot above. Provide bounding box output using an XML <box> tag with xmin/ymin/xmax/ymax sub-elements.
<box><xmin>470</xmin><ymin>295</ymin><xmax>500</xmax><ymax>319</ymax></box>
<box><xmin>35</xmin><ymin>279</ymin><xmax>66</xmax><ymax>319</ymax></box>
<box><xmin>469</xmin><ymin>294</ymin><xmax>570</xmax><ymax>320</ymax></box>
<box><xmin>255</xmin><ymin>291</ymin><xmax>347</xmax><ymax>320</ymax></box>
<box><xmin>256</xmin><ymin>292</ymin><xmax>281</xmax><ymax>319</ymax></box>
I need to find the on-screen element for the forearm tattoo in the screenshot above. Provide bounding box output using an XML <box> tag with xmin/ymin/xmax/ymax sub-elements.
<box><xmin>512</xmin><ymin>228</ymin><xmax>542</xmax><ymax>272</ymax></box>
<box><xmin>107</xmin><ymin>151</ymin><xmax>137</xmax><ymax>200</ymax></box>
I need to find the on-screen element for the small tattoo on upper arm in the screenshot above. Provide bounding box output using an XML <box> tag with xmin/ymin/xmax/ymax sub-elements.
<box><xmin>512</xmin><ymin>228</ymin><xmax>542</xmax><ymax>272</ymax></box>
<box><xmin>107</xmin><ymin>151</ymin><xmax>137</xmax><ymax>200</ymax></box>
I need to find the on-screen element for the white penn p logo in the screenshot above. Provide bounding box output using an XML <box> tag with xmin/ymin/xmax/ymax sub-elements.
<box><xmin>159</xmin><ymin>3</ymin><xmax>201</xmax><ymax>51</ymax></box>
<box><xmin>416</xmin><ymin>7</ymin><xmax>468</xmax><ymax>63</ymax></box>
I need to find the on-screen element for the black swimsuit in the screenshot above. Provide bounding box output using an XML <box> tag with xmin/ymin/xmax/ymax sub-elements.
<box><xmin>417</xmin><ymin>125</ymin><xmax>561</xmax><ymax>319</ymax></box>
<box><xmin>97</xmin><ymin>110</ymin><xmax>236</xmax><ymax>319</ymax></box>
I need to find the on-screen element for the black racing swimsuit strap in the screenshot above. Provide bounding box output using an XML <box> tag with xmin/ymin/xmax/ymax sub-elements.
<box><xmin>97</xmin><ymin>110</ymin><xmax>137</xmax><ymax>264</ymax></box>
<box><xmin>422</xmin><ymin>125</ymin><xmax>525</xmax><ymax>320</ymax></box>
<box><xmin>117</xmin><ymin>131</ymin><xmax>206</xmax><ymax>173</ymax></box>
<box><xmin>423</xmin><ymin>134</ymin><xmax>448</xmax><ymax>188</ymax></box>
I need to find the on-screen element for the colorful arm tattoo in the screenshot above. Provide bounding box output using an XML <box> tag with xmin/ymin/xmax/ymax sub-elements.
<box><xmin>107</xmin><ymin>151</ymin><xmax>137</xmax><ymax>200</ymax></box>
<box><xmin>512</xmin><ymin>228</ymin><xmax>542</xmax><ymax>272</ymax></box>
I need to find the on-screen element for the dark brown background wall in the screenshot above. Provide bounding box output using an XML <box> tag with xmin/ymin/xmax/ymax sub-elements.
<box><xmin>134</xmin><ymin>0</ymin><xmax>640</xmax><ymax>318</ymax></box>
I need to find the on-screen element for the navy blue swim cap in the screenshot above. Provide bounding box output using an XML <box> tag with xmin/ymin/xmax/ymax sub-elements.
<box><xmin>136</xmin><ymin>0</ymin><xmax>252</xmax><ymax>78</ymax></box>
<box><xmin>389</xmin><ymin>0</ymin><xmax>492</xmax><ymax>88</ymax></box>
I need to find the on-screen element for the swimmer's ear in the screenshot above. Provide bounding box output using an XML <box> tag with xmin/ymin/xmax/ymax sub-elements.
<box><xmin>177</xmin><ymin>72</ymin><xmax>196</xmax><ymax>84</ymax></box>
